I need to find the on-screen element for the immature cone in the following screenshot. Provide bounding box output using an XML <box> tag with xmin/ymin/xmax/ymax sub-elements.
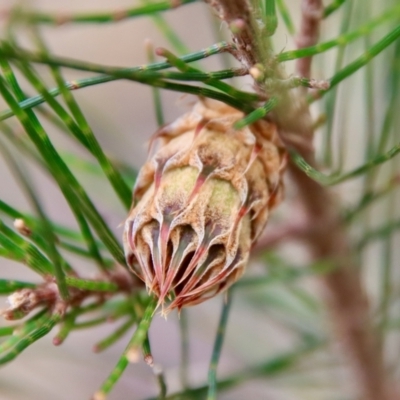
<box><xmin>124</xmin><ymin>99</ymin><xmax>286</xmax><ymax>313</ymax></box>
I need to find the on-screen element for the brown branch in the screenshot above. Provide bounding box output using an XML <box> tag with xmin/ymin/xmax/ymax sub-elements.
<box><xmin>252</xmin><ymin>207</ymin><xmax>309</xmax><ymax>254</ymax></box>
<box><xmin>288</xmin><ymin>163</ymin><xmax>394</xmax><ymax>400</ymax></box>
<box><xmin>204</xmin><ymin>1</ymin><xmax>398</xmax><ymax>399</ymax></box>
<box><xmin>292</xmin><ymin>2</ymin><xmax>393</xmax><ymax>399</ymax></box>
<box><xmin>252</xmin><ymin>222</ymin><xmax>303</xmax><ymax>253</ymax></box>
<box><xmin>204</xmin><ymin>0</ymin><xmax>257</xmax><ymax>69</ymax></box>
<box><xmin>295</xmin><ymin>0</ymin><xmax>323</xmax><ymax>78</ymax></box>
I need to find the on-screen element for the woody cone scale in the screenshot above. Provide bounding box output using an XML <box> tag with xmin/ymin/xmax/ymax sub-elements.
<box><xmin>123</xmin><ymin>99</ymin><xmax>286</xmax><ymax>313</ymax></box>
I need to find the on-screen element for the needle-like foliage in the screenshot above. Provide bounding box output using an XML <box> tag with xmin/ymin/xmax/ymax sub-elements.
<box><xmin>1</xmin><ymin>1</ymin><xmax>400</xmax><ymax>399</ymax></box>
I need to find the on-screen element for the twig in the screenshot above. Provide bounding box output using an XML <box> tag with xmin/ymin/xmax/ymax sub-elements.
<box><xmin>203</xmin><ymin>0</ymin><xmax>257</xmax><ymax>69</ymax></box>
<box><xmin>5</xmin><ymin>1</ymin><xmax>196</xmax><ymax>25</ymax></box>
<box><xmin>252</xmin><ymin>218</ymin><xmax>308</xmax><ymax>254</ymax></box>
<box><xmin>293</xmin><ymin>2</ymin><xmax>393</xmax><ymax>399</ymax></box>
<box><xmin>295</xmin><ymin>0</ymin><xmax>323</xmax><ymax>78</ymax></box>
<box><xmin>207</xmin><ymin>292</ymin><xmax>232</xmax><ymax>400</ymax></box>
<box><xmin>1</xmin><ymin>266</ymin><xmax>141</xmax><ymax>321</ymax></box>
<box><xmin>288</xmin><ymin>163</ymin><xmax>393</xmax><ymax>400</ymax></box>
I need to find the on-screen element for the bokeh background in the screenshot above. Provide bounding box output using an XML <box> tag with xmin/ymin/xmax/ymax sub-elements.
<box><xmin>1</xmin><ymin>1</ymin><xmax>398</xmax><ymax>399</ymax></box>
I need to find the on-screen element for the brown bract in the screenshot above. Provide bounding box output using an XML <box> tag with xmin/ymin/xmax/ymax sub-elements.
<box><xmin>123</xmin><ymin>99</ymin><xmax>286</xmax><ymax>313</ymax></box>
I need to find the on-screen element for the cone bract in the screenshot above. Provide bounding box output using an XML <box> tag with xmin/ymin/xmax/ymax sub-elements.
<box><xmin>124</xmin><ymin>99</ymin><xmax>286</xmax><ymax>312</ymax></box>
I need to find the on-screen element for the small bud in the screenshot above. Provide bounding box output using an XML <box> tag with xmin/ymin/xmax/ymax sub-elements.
<box><xmin>229</xmin><ymin>18</ymin><xmax>246</xmax><ymax>34</ymax></box>
<box><xmin>144</xmin><ymin>354</ymin><xmax>154</xmax><ymax>366</ymax></box>
<box><xmin>14</xmin><ymin>218</ymin><xmax>31</xmax><ymax>236</ymax></box>
<box><xmin>124</xmin><ymin>99</ymin><xmax>286</xmax><ymax>313</ymax></box>
<box><xmin>92</xmin><ymin>391</ymin><xmax>106</xmax><ymax>400</ymax></box>
<box><xmin>53</xmin><ymin>336</ymin><xmax>63</xmax><ymax>346</ymax></box>
<box><xmin>249</xmin><ymin>64</ymin><xmax>265</xmax><ymax>82</ymax></box>
<box><xmin>126</xmin><ymin>347</ymin><xmax>140</xmax><ymax>363</ymax></box>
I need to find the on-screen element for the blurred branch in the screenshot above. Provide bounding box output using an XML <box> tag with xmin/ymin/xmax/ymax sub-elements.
<box><xmin>295</xmin><ymin>0</ymin><xmax>323</xmax><ymax>78</ymax></box>
<box><xmin>204</xmin><ymin>1</ymin><xmax>398</xmax><ymax>399</ymax></box>
<box><xmin>5</xmin><ymin>1</ymin><xmax>196</xmax><ymax>25</ymax></box>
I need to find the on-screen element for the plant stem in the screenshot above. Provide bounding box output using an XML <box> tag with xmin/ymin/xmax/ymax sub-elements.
<box><xmin>204</xmin><ymin>1</ymin><xmax>396</xmax><ymax>399</ymax></box>
<box><xmin>323</xmin><ymin>0</ymin><xmax>347</xmax><ymax>18</ymax></box>
<box><xmin>295</xmin><ymin>0</ymin><xmax>323</xmax><ymax>78</ymax></box>
<box><xmin>276</xmin><ymin>0</ymin><xmax>295</xmax><ymax>35</ymax></box>
<box><xmin>277</xmin><ymin>3</ymin><xmax>400</xmax><ymax>63</ymax></box>
<box><xmin>0</xmin><ymin>41</ymin><xmax>236</xmax><ymax>121</ymax></box>
<box><xmin>13</xmin><ymin>0</ymin><xmax>197</xmax><ymax>25</ymax></box>
<box><xmin>207</xmin><ymin>292</ymin><xmax>232</xmax><ymax>400</ymax></box>
<box><xmin>95</xmin><ymin>296</ymin><xmax>157</xmax><ymax>397</ymax></box>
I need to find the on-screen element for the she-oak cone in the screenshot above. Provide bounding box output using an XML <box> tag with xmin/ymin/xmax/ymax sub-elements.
<box><xmin>123</xmin><ymin>99</ymin><xmax>286</xmax><ymax>313</ymax></box>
